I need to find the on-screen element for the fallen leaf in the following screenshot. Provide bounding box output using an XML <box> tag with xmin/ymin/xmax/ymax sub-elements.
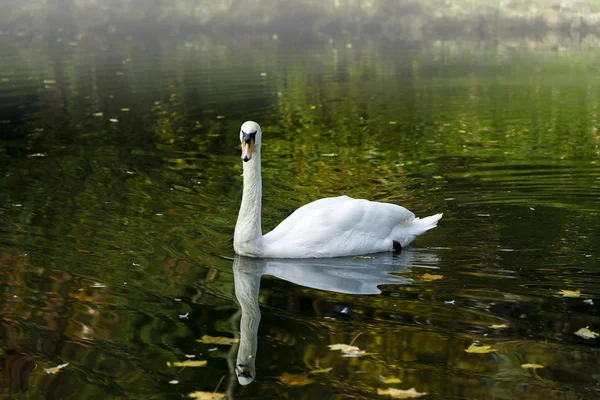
<box><xmin>171</xmin><ymin>360</ymin><xmax>207</xmax><ymax>367</ymax></box>
<box><xmin>309</xmin><ymin>367</ymin><xmax>333</xmax><ymax>374</ymax></box>
<box><xmin>382</xmin><ymin>377</ymin><xmax>402</xmax><ymax>384</ymax></box>
<box><xmin>109</xmin><ymin>118</ymin><xmax>118</xmax><ymax>123</ymax></box>
<box><xmin>197</xmin><ymin>335</ymin><xmax>240</xmax><ymax>345</ymax></box>
<box><xmin>277</xmin><ymin>372</ymin><xmax>313</xmax><ymax>386</ymax></box>
<box><xmin>92</xmin><ymin>112</ymin><xmax>103</xmax><ymax>117</ymax></box>
<box><xmin>465</xmin><ymin>344</ymin><xmax>496</xmax><ymax>354</ymax></box>
<box><xmin>44</xmin><ymin>363</ymin><xmax>69</xmax><ymax>374</ymax></box>
<box><xmin>489</xmin><ymin>324</ymin><xmax>508</xmax><ymax>329</ymax></box>
<box><xmin>328</xmin><ymin>343</ymin><xmax>366</xmax><ymax>357</ymax></box>
<box><xmin>559</xmin><ymin>289</ymin><xmax>581</xmax><ymax>298</ymax></box>
<box><xmin>422</xmin><ymin>273</ymin><xmax>444</xmax><ymax>281</ymax></box>
<box><xmin>187</xmin><ymin>391</ymin><xmax>226</xmax><ymax>400</ymax></box>
<box><xmin>120</xmin><ymin>108</ymin><xmax>130</xmax><ymax>112</ymax></box>
<box><xmin>521</xmin><ymin>363</ymin><xmax>544</xmax><ymax>369</ymax></box>
<box><xmin>169</xmin><ymin>380</ymin><xmax>179</xmax><ymax>384</ymax></box>
<box><xmin>574</xmin><ymin>326</ymin><xmax>599</xmax><ymax>340</ymax></box>
<box><xmin>377</xmin><ymin>387</ymin><xmax>426</xmax><ymax>398</ymax></box>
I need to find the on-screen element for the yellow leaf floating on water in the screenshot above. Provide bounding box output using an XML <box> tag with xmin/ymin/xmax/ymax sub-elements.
<box><xmin>197</xmin><ymin>335</ymin><xmax>240</xmax><ymax>345</ymax></box>
<box><xmin>44</xmin><ymin>362</ymin><xmax>69</xmax><ymax>374</ymax></box>
<box><xmin>187</xmin><ymin>391</ymin><xmax>226</xmax><ymax>400</ymax></box>
<box><xmin>422</xmin><ymin>273</ymin><xmax>444</xmax><ymax>281</ymax></box>
<box><xmin>574</xmin><ymin>326</ymin><xmax>599</xmax><ymax>339</ymax></box>
<box><xmin>309</xmin><ymin>367</ymin><xmax>333</xmax><ymax>374</ymax></box>
<box><xmin>521</xmin><ymin>363</ymin><xmax>544</xmax><ymax>369</ymax></box>
<box><xmin>382</xmin><ymin>377</ymin><xmax>402</xmax><ymax>384</ymax></box>
<box><xmin>490</xmin><ymin>324</ymin><xmax>508</xmax><ymax>329</ymax></box>
<box><xmin>465</xmin><ymin>344</ymin><xmax>496</xmax><ymax>354</ymax></box>
<box><xmin>171</xmin><ymin>360</ymin><xmax>207</xmax><ymax>367</ymax></box>
<box><xmin>277</xmin><ymin>372</ymin><xmax>313</xmax><ymax>386</ymax></box>
<box><xmin>559</xmin><ymin>289</ymin><xmax>581</xmax><ymax>298</ymax></box>
<box><xmin>377</xmin><ymin>387</ymin><xmax>427</xmax><ymax>398</ymax></box>
<box><xmin>328</xmin><ymin>343</ymin><xmax>366</xmax><ymax>357</ymax></box>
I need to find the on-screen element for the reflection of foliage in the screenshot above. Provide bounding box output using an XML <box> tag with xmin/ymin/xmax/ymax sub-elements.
<box><xmin>1</xmin><ymin>24</ymin><xmax>600</xmax><ymax>400</ymax></box>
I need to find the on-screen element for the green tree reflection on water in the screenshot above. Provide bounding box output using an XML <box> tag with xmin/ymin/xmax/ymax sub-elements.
<box><xmin>0</xmin><ymin>18</ymin><xmax>599</xmax><ymax>400</ymax></box>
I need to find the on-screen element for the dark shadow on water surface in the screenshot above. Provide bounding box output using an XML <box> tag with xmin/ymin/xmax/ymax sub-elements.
<box><xmin>228</xmin><ymin>249</ymin><xmax>438</xmax><ymax>386</ymax></box>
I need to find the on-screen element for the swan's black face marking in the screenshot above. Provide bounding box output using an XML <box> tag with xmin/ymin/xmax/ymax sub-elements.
<box><xmin>242</xmin><ymin>130</ymin><xmax>256</xmax><ymax>143</ymax></box>
<box><xmin>236</xmin><ymin>364</ymin><xmax>252</xmax><ymax>378</ymax></box>
<box><xmin>393</xmin><ymin>240</ymin><xmax>402</xmax><ymax>253</ymax></box>
<box><xmin>241</xmin><ymin>130</ymin><xmax>256</xmax><ymax>162</ymax></box>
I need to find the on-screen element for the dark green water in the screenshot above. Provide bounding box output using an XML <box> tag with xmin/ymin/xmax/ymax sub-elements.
<box><xmin>1</xmin><ymin>34</ymin><xmax>599</xmax><ymax>399</ymax></box>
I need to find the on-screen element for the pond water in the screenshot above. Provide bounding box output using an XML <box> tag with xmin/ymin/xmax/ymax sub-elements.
<box><xmin>1</xmin><ymin>34</ymin><xmax>599</xmax><ymax>399</ymax></box>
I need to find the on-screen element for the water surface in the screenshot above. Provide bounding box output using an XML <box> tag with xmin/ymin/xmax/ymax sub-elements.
<box><xmin>1</xmin><ymin>34</ymin><xmax>599</xmax><ymax>399</ymax></box>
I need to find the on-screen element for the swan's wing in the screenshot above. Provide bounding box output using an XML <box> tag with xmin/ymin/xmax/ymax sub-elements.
<box><xmin>263</xmin><ymin>196</ymin><xmax>415</xmax><ymax>257</ymax></box>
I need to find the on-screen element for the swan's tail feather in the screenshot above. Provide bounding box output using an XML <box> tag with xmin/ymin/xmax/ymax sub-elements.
<box><xmin>392</xmin><ymin>213</ymin><xmax>443</xmax><ymax>247</ymax></box>
<box><xmin>412</xmin><ymin>213</ymin><xmax>443</xmax><ymax>234</ymax></box>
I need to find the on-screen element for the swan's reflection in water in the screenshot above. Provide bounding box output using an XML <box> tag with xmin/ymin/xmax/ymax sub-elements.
<box><xmin>230</xmin><ymin>249</ymin><xmax>439</xmax><ymax>385</ymax></box>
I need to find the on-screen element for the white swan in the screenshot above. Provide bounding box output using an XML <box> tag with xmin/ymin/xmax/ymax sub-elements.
<box><xmin>233</xmin><ymin>121</ymin><xmax>442</xmax><ymax>258</ymax></box>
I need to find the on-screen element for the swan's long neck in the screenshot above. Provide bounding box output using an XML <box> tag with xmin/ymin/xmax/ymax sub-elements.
<box><xmin>234</xmin><ymin>149</ymin><xmax>264</xmax><ymax>256</ymax></box>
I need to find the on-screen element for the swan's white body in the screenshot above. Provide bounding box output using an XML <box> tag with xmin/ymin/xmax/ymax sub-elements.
<box><xmin>233</xmin><ymin>121</ymin><xmax>442</xmax><ymax>258</ymax></box>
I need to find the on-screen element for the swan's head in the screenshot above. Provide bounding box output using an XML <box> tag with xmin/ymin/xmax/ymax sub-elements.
<box><xmin>239</xmin><ymin>121</ymin><xmax>261</xmax><ymax>162</ymax></box>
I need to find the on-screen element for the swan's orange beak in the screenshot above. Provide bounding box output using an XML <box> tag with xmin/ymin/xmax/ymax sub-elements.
<box><xmin>241</xmin><ymin>133</ymin><xmax>255</xmax><ymax>162</ymax></box>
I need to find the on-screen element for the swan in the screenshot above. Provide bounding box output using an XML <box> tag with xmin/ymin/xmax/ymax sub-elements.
<box><xmin>233</xmin><ymin>121</ymin><xmax>442</xmax><ymax>258</ymax></box>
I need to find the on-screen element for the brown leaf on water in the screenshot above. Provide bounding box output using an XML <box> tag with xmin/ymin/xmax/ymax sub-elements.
<box><xmin>574</xmin><ymin>326</ymin><xmax>599</xmax><ymax>339</ymax></box>
<box><xmin>559</xmin><ymin>289</ymin><xmax>581</xmax><ymax>298</ymax></box>
<box><xmin>170</xmin><ymin>360</ymin><xmax>207</xmax><ymax>367</ymax></box>
<box><xmin>277</xmin><ymin>372</ymin><xmax>313</xmax><ymax>386</ymax></box>
<box><xmin>489</xmin><ymin>324</ymin><xmax>508</xmax><ymax>329</ymax></box>
<box><xmin>75</xmin><ymin>248</ymin><xmax>89</xmax><ymax>253</ymax></box>
<box><xmin>422</xmin><ymin>273</ymin><xmax>444</xmax><ymax>281</ymax></box>
<box><xmin>328</xmin><ymin>343</ymin><xmax>366</xmax><ymax>357</ymax></box>
<box><xmin>465</xmin><ymin>344</ymin><xmax>496</xmax><ymax>354</ymax></box>
<box><xmin>521</xmin><ymin>363</ymin><xmax>544</xmax><ymax>369</ymax></box>
<box><xmin>197</xmin><ymin>335</ymin><xmax>240</xmax><ymax>345</ymax></box>
<box><xmin>187</xmin><ymin>391</ymin><xmax>226</xmax><ymax>400</ymax></box>
<box><xmin>44</xmin><ymin>362</ymin><xmax>69</xmax><ymax>374</ymax></box>
<box><xmin>377</xmin><ymin>387</ymin><xmax>427</xmax><ymax>398</ymax></box>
